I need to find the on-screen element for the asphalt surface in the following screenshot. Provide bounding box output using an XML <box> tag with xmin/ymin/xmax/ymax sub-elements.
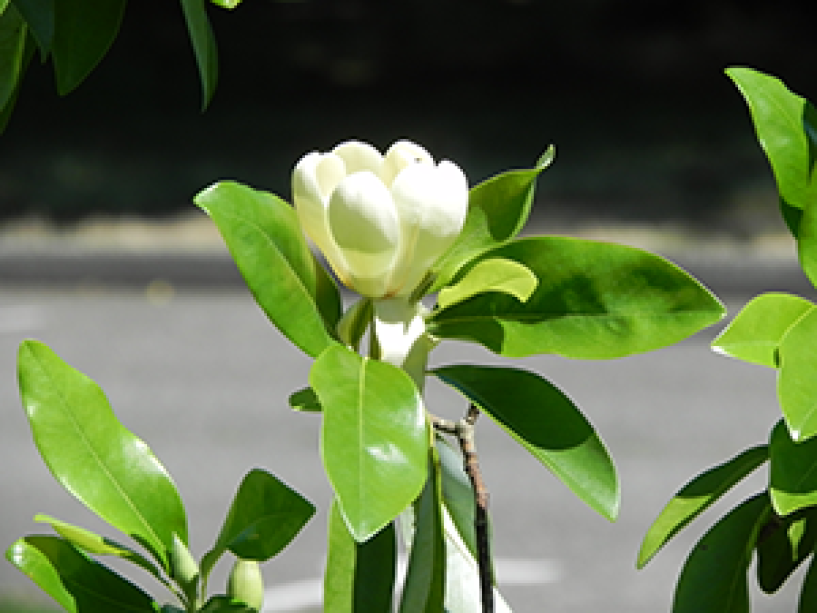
<box><xmin>0</xmin><ymin>249</ymin><xmax>814</xmax><ymax>612</ymax></box>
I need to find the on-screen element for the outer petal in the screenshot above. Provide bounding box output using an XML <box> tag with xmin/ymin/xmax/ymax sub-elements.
<box><xmin>328</xmin><ymin>171</ymin><xmax>401</xmax><ymax>297</ymax></box>
<box><xmin>387</xmin><ymin>161</ymin><xmax>469</xmax><ymax>296</ymax></box>
<box><xmin>332</xmin><ymin>140</ymin><xmax>384</xmax><ymax>176</ymax></box>
<box><xmin>381</xmin><ymin>140</ymin><xmax>434</xmax><ymax>188</ymax></box>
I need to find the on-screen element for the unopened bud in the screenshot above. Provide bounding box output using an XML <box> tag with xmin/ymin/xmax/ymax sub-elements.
<box><xmin>227</xmin><ymin>559</ymin><xmax>264</xmax><ymax>611</ymax></box>
<box><xmin>169</xmin><ymin>533</ymin><xmax>199</xmax><ymax>589</ymax></box>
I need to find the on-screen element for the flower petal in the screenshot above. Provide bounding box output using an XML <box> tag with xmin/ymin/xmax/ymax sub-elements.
<box><xmin>381</xmin><ymin>140</ymin><xmax>433</xmax><ymax>187</ymax></box>
<box><xmin>332</xmin><ymin>140</ymin><xmax>384</xmax><ymax>176</ymax></box>
<box><xmin>328</xmin><ymin>171</ymin><xmax>401</xmax><ymax>297</ymax></box>
<box><xmin>388</xmin><ymin>161</ymin><xmax>469</xmax><ymax>295</ymax></box>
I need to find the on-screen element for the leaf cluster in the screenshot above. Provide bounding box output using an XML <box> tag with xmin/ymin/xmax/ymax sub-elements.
<box><xmin>638</xmin><ymin>67</ymin><xmax>817</xmax><ymax>612</ymax></box>
<box><xmin>0</xmin><ymin>0</ymin><xmax>241</xmax><ymax>133</ymax></box>
<box><xmin>8</xmin><ymin>341</ymin><xmax>314</xmax><ymax>613</ymax></box>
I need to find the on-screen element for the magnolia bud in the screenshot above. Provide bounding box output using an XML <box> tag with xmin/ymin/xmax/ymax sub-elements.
<box><xmin>169</xmin><ymin>533</ymin><xmax>199</xmax><ymax>590</ymax></box>
<box><xmin>227</xmin><ymin>559</ymin><xmax>264</xmax><ymax>611</ymax></box>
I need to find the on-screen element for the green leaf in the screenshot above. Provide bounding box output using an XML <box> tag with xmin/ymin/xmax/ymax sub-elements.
<box><xmin>436</xmin><ymin>257</ymin><xmax>538</xmax><ymax>310</ymax></box>
<box><xmin>179</xmin><ymin>0</ymin><xmax>218</xmax><ymax>109</ymax></box>
<box><xmin>638</xmin><ymin>445</ymin><xmax>769</xmax><ymax>568</ymax></box>
<box><xmin>769</xmin><ymin>419</ymin><xmax>817</xmax><ymax>515</ymax></box>
<box><xmin>778</xmin><ymin>308</ymin><xmax>817</xmax><ymax>441</ymax></box>
<box><xmin>433</xmin><ymin>364</ymin><xmax>619</xmax><ymax>521</ymax></box>
<box><xmin>324</xmin><ymin>499</ymin><xmax>396</xmax><ymax>613</ymax></box>
<box><xmin>399</xmin><ymin>450</ymin><xmax>445</xmax><ymax>613</ymax></box>
<box><xmin>712</xmin><ymin>293</ymin><xmax>814</xmax><ymax>367</ymax></box>
<box><xmin>336</xmin><ymin>298</ymin><xmax>372</xmax><ymax>352</ymax></box>
<box><xmin>209</xmin><ymin>0</ymin><xmax>242</xmax><ymax>7</ymax></box>
<box><xmin>198</xmin><ymin>595</ymin><xmax>256</xmax><ymax>613</ymax></box>
<box><xmin>17</xmin><ymin>340</ymin><xmax>187</xmax><ymax>571</ymax></box>
<box><xmin>430</xmin><ymin>148</ymin><xmax>554</xmax><ymax>291</ymax></box>
<box><xmin>33</xmin><ymin>514</ymin><xmax>165</xmax><ymax>583</ymax></box>
<box><xmin>428</xmin><ymin>236</ymin><xmax>725</xmax><ymax>359</ymax></box>
<box><xmin>727</xmin><ymin>67</ymin><xmax>817</xmax><ymax>236</ymax></box>
<box><xmin>200</xmin><ymin>468</ymin><xmax>315</xmax><ymax>583</ymax></box>
<box><xmin>756</xmin><ymin>509</ymin><xmax>817</xmax><ymax>594</ymax></box>
<box><xmin>311</xmin><ymin>344</ymin><xmax>428</xmax><ymax>542</ymax></box>
<box><xmin>288</xmin><ymin>387</ymin><xmax>322</xmax><ymax>412</ymax></box>
<box><xmin>196</xmin><ymin>181</ymin><xmax>341</xmax><ymax>358</ymax></box>
<box><xmin>51</xmin><ymin>0</ymin><xmax>126</xmax><ymax>94</ymax></box>
<box><xmin>799</xmin><ymin>555</ymin><xmax>817</xmax><ymax>613</ymax></box>
<box><xmin>12</xmin><ymin>0</ymin><xmax>55</xmax><ymax>53</ymax></box>
<box><xmin>672</xmin><ymin>493</ymin><xmax>770</xmax><ymax>613</ymax></box>
<box><xmin>6</xmin><ymin>536</ymin><xmax>159</xmax><ymax>612</ymax></box>
<box><xmin>0</xmin><ymin>3</ymin><xmax>26</xmax><ymax>109</ymax></box>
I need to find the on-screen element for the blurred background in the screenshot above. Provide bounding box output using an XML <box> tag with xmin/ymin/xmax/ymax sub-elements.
<box><xmin>3</xmin><ymin>1</ymin><xmax>817</xmax><ymax>612</ymax></box>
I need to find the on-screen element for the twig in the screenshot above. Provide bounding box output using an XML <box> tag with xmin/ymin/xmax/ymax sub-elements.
<box><xmin>431</xmin><ymin>405</ymin><xmax>494</xmax><ymax>613</ymax></box>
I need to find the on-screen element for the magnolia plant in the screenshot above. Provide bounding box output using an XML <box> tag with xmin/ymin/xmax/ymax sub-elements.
<box><xmin>638</xmin><ymin>67</ymin><xmax>817</xmax><ymax>613</ymax></box>
<box><xmin>8</xmin><ymin>138</ymin><xmax>727</xmax><ymax>612</ymax></box>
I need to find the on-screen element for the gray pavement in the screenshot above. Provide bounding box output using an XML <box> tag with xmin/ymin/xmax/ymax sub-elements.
<box><xmin>0</xmin><ymin>251</ymin><xmax>813</xmax><ymax>612</ymax></box>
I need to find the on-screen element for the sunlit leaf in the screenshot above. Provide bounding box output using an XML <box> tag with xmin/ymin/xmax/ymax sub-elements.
<box><xmin>433</xmin><ymin>364</ymin><xmax>619</xmax><ymax>521</ymax></box>
<box><xmin>209</xmin><ymin>0</ymin><xmax>242</xmax><ymax>8</ymax></box>
<box><xmin>324</xmin><ymin>500</ymin><xmax>396</xmax><ymax>613</ymax></box>
<box><xmin>436</xmin><ymin>257</ymin><xmax>538</xmax><ymax>309</ymax></box>
<box><xmin>179</xmin><ymin>0</ymin><xmax>218</xmax><ymax>109</ymax></box>
<box><xmin>17</xmin><ymin>340</ymin><xmax>187</xmax><ymax>571</ymax></box>
<box><xmin>431</xmin><ymin>147</ymin><xmax>554</xmax><ymax>291</ymax></box>
<box><xmin>336</xmin><ymin>298</ymin><xmax>372</xmax><ymax>351</ymax></box>
<box><xmin>196</xmin><ymin>181</ymin><xmax>341</xmax><ymax>358</ymax></box>
<box><xmin>638</xmin><ymin>445</ymin><xmax>768</xmax><ymax>568</ymax></box>
<box><xmin>429</xmin><ymin>236</ymin><xmax>725</xmax><ymax>359</ymax></box>
<box><xmin>769</xmin><ymin>419</ymin><xmax>817</xmax><ymax>515</ymax></box>
<box><xmin>778</xmin><ymin>308</ymin><xmax>817</xmax><ymax>440</ymax></box>
<box><xmin>311</xmin><ymin>345</ymin><xmax>428</xmax><ymax>542</ymax></box>
<box><xmin>6</xmin><ymin>536</ymin><xmax>158</xmax><ymax>612</ymax></box>
<box><xmin>712</xmin><ymin>293</ymin><xmax>814</xmax><ymax>368</ymax></box>
<box><xmin>52</xmin><ymin>0</ymin><xmax>126</xmax><ymax>94</ymax></box>
<box><xmin>672</xmin><ymin>493</ymin><xmax>770</xmax><ymax>613</ymax></box>
<box><xmin>200</xmin><ymin>469</ymin><xmax>315</xmax><ymax>583</ymax></box>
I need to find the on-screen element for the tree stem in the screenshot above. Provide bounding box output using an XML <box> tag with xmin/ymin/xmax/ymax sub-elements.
<box><xmin>431</xmin><ymin>405</ymin><xmax>494</xmax><ymax>613</ymax></box>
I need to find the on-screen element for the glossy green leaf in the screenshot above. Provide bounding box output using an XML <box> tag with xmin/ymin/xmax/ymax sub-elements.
<box><xmin>430</xmin><ymin>147</ymin><xmax>554</xmax><ymax>291</ymax></box>
<box><xmin>209</xmin><ymin>0</ymin><xmax>242</xmax><ymax>7</ymax></box>
<box><xmin>288</xmin><ymin>387</ymin><xmax>322</xmax><ymax>412</ymax></box>
<box><xmin>324</xmin><ymin>499</ymin><xmax>396</xmax><ymax>613</ymax></box>
<box><xmin>196</xmin><ymin>181</ymin><xmax>341</xmax><ymax>358</ymax></box>
<box><xmin>200</xmin><ymin>468</ymin><xmax>315</xmax><ymax>583</ymax></box>
<box><xmin>17</xmin><ymin>340</ymin><xmax>187</xmax><ymax>571</ymax></box>
<box><xmin>312</xmin><ymin>345</ymin><xmax>428</xmax><ymax>542</ymax></box>
<box><xmin>778</xmin><ymin>308</ymin><xmax>817</xmax><ymax>440</ymax></box>
<box><xmin>727</xmin><ymin>67</ymin><xmax>817</xmax><ymax>237</ymax></box>
<box><xmin>436</xmin><ymin>257</ymin><xmax>538</xmax><ymax>310</ymax></box>
<box><xmin>799</xmin><ymin>555</ymin><xmax>817</xmax><ymax>613</ymax></box>
<box><xmin>52</xmin><ymin>0</ymin><xmax>126</xmax><ymax>94</ymax></box>
<box><xmin>433</xmin><ymin>364</ymin><xmax>619</xmax><ymax>521</ymax></box>
<box><xmin>429</xmin><ymin>236</ymin><xmax>725</xmax><ymax>359</ymax></box>
<box><xmin>713</xmin><ymin>293</ymin><xmax>814</xmax><ymax>367</ymax></box>
<box><xmin>756</xmin><ymin>509</ymin><xmax>817</xmax><ymax>594</ymax></box>
<box><xmin>6</xmin><ymin>536</ymin><xmax>159</xmax><ymax>612</ymax></box>
<box><xmin>638</xmin><ymin>445</ymin><xmax>768</xmax><ymax>568</ymax></box>
<box><xmin>0</xmin><ymin>3</ymin><xmax>26</xmax><ymax>109</ymax></box>
<box><xmin>770</xmin><ymin>419</ymin><xmax>817</xmax><ymax>515</ymax></box>
<box><xmin>436</xmin><ymin>437</ymin><xmax>479</xmax><ymax>560</ymax></box>
<box><xmin>12</xmin><ymin>0</ymin><xmax>55</xmax><ymax>53</ymax></box>
<box><xmin>399</xmin><ymin>450</ymin><xmax>445</xmax><ymax>613</ymax></box>
<box><xmin>179</xmin><ymin>0</ymin><xmax>218</xmax><ymax>109</ymax></box>
<box><xmin>672</xmin><ymin>493</ymin><xmax>770</xmax><ymax>613</ymax></box>
<box><xmin>34</xmin><ymin>514</ymin><xmax>165</xmax><ymax>583</ymax></box>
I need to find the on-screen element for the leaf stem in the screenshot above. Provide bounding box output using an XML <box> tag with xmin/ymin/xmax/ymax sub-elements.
<box><xmin>431</xmin><ymin>404</ymin><xmax>494</xmax><ymax>613</ymax></box>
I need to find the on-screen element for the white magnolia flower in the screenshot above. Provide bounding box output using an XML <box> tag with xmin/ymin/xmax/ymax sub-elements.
<box><xmin>292</xmin><ymin>139</ymin><xmax>468</xmax><ymax>299</ymax></box>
